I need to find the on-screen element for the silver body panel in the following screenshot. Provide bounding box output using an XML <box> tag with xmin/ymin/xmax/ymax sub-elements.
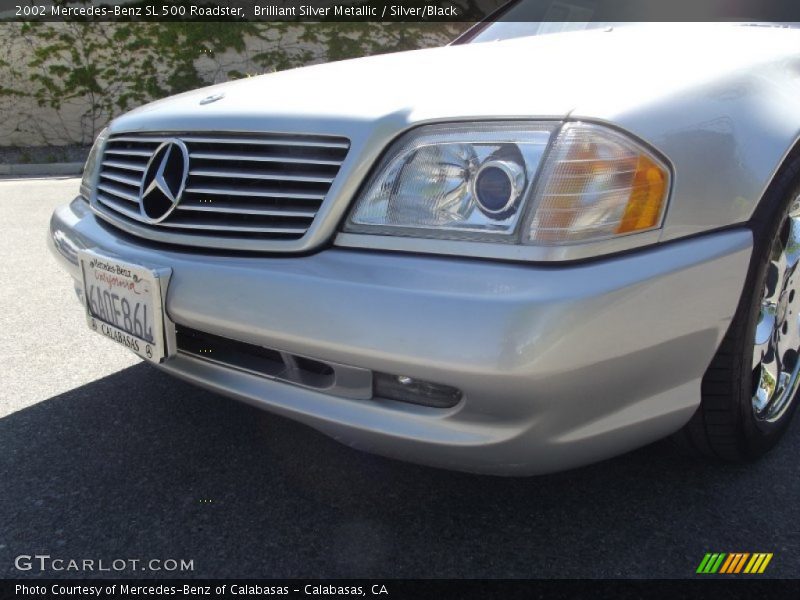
<box><xmin>50</xmin><ymin>198</ymin><xmax>751</xmax><ymax>474</ymax></box>
<box><xmin>49</xmin><ymin>24</ymin><xmax>800</xmax><ymax>473</ymax></box>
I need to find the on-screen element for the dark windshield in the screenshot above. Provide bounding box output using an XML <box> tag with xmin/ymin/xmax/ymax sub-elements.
<box><xmin>468</xmin><ymin>21</ymin><xmax>631</xmax><ymax>43</ymax></box>
<box><xmin>461</xmin><ymin>0</ymin><xmax>800</xmax><ymax>44</ymax></box>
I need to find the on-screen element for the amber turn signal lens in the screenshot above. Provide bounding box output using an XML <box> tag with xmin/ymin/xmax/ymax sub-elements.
<box><xmin>527</xmin><ymin>123</ymin><xmax>670</xmax><ymax>245</ymax></box>
<box><xmin>616</xmin><ymin>154</ymin><xmax>669</xmax><ymax>234</ymax></box>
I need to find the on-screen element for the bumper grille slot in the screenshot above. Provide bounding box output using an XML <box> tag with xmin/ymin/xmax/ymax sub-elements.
<box><xmin>92</xmin><ymin>132</ymin><xmax>349</xmax><ymax>249</ymax></box>
<box><xmin>175</xmin><ymin>326</ymin><xmax>461</xmax><ymax>408</ymax></box>
<box><xmin>176</xmin><ymin>326</ymin><xmax>336</xmax><ymax>391</ymax></box>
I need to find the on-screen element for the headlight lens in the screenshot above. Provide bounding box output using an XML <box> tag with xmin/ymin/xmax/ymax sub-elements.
<box><xmin>345</xmin><ymin>121</ymin><xmax>670</xmax><ymax>248</ymax></box>
<box><xmin>80</xmin><ymin>127</ymin><xmax>109</xmax><ymax>200</ymax></box>
<box><xmin>525</xmin><ymin>123</ymin><xmax>670</xmax><ymax>245</ymax></box>
<box><xmin>345</xmin><ymin>123</ymin><xmax>556</xmax><ymax>240</ymax></box>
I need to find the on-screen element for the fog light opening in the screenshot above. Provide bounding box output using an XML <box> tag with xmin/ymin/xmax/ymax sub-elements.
<box><xmin>373</xmin><ymin>372</ymin><xmax>462</xmax><ymax>408</ymax></box>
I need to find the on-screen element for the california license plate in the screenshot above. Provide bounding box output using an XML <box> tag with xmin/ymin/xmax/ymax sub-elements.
<box><xmin>78</xmin><ymin>250</ymin><xmax>171</xmax><ymax>363</ymax></box>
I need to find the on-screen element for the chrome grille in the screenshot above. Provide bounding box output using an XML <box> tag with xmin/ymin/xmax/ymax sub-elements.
<box><xmin>92</xmin><ymin>133</ymin><xmax>350</xmax><ymax>247</ymax></box>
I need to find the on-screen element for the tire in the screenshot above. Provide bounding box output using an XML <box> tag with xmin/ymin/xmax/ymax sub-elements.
<box><xmin>679</xmin><ymin>162</ymin><xmax>800</xmax><ymax>460</ymax></box>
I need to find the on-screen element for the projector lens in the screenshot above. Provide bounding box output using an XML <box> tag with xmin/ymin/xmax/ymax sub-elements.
<box><xmin>476</xmin><ymin>167</ymin><xmax>512</xmax><ymax>210</ymax></box>
<box><xmin>473</xmin><ymin>159</ymin><xmax>525</xmax><ymax>219</ymax></box>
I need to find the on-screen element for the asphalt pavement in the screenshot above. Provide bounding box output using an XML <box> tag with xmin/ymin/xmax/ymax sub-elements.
<box><xmin>1</xmin><ymin>177</ymin><xmax>798</xmax><ymax>579</ymax></box>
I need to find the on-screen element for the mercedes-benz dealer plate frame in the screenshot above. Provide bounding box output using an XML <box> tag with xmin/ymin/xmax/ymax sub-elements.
<box><xmin>78</xmin><ymin>248</ymin><xmax>172</xmax><ymax>364</ymax></box>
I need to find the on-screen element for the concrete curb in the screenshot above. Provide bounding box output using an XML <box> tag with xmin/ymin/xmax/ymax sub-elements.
<box><xmin>0</xmin><ymin>162</ymin><xmax>84</xmax><ymax>177</ymax></box>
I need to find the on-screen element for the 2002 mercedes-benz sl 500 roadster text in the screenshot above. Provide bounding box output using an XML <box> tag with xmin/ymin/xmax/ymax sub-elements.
<box><xmin>49</xmin><ymin>18</ymin><xmax>800</xmax><ymax>474</ymax></box>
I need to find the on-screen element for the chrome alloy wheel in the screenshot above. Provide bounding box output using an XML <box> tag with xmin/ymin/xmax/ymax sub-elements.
<box><xmin>752</xmin><ymin>196</ymin><xmax>800</xmax><ymax>422</ymax></box>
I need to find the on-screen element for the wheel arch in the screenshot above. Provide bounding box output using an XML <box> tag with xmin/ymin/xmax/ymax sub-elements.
<box><xmin>751</xmin><ymin>134</ymin><xmax>800</xmax><ymax>229</ymax></box>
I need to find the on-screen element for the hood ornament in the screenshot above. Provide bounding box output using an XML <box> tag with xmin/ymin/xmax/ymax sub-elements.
<box><xmin>199</xmin><ymin>92</ymin><xmax>225</xmax><ymax>105</ymax></box>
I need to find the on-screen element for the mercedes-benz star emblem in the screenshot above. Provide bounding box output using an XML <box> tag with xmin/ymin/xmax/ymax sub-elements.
<box><xmin>199</xmin><ymin>93</ymin><xmax>225</xmax><ymax>105</ymax></box>
<box><xmin>139</xmin><ymin>139</ymin><xmax>190</xmax><ymax>223</ymax></box>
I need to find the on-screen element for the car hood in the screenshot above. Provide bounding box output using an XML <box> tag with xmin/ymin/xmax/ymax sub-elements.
<box><xmin>112</xmin><ymin>24</ymin><xmax>800</xmax><ymax>139</ymax></box>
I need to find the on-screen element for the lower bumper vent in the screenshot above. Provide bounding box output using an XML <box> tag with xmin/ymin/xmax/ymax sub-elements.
<box><xmin>176</xmin><ymin>326</ymin><xmax>338</xmax><ymax>391</ymax></box>
<box><xmin>175</xmin><ymin>325</ymin><xmax>462</xmax><ymax>408</ymax></box>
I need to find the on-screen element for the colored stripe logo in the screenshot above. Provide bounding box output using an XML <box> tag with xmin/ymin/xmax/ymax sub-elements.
<box><xmin>696</xmin><ymin>553</ymin><xmax>773</xmax><ymax>574</ymax></box>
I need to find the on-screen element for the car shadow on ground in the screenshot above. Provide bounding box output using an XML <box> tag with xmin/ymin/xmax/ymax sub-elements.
<box><xmin>1</xmin><ymin>363</ymin><xmax>797</xmax><ymax>579</ymax></box>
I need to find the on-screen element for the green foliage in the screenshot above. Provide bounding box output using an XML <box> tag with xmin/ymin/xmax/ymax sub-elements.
<box><xmin>0</xmin><ymin>21</ymin><xmax>467</xmax><ymax>146</ymax></box>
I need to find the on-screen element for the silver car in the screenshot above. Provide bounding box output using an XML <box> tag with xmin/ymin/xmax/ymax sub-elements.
<box><xmin>49</xmin><ymin>19</ymin><xmax>800</xmax><ymax>475</ymax></box>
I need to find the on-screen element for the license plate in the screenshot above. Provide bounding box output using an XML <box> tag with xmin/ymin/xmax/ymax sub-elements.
<box><xmin>78</xmin><ymin>250</ymin><xmax>171</xmax><ymax>363</ymax></box>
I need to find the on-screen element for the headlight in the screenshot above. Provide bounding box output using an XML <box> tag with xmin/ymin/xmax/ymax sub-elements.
<box><xmin>80</xmin><ymin>127</ymin><xmax>109</xmax><ymax>200</ymax></box>
<box><xmin>345</xmin><ymin>122</ymin><xmax>670</xmax><ymax>248</ymax></box>
<box><xmin>345</xmin><ymin>122</ymin><xmax>556</xmax><ymax>240</ymax></box>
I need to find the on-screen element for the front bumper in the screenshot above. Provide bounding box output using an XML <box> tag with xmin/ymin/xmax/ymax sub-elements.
<box><xmin>50</xmin><ymin>197</ymin><xmax>752</xmax><ymax>475</ymax></box>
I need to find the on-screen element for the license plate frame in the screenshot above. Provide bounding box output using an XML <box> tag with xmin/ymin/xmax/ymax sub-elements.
<box><xmin>78</xmin><ymin>249</ymin><xmax>172</xmax><ymax>364</ymax></box>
